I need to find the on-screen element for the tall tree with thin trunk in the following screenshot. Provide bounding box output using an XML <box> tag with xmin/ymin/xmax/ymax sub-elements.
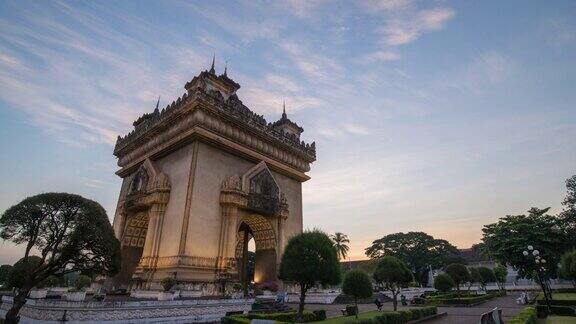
<box><xmin>279</xmin><ymin>230</ymin><xmax>341</xmax><ymax>320</ymax></box>
<box><xmin>373</xmin><ymin>256</ymin><xmax>412</xmax><ymax>311</ymax></box>
<box><xmin>342</xmin><ymin>270</ymin><xmax>372</xmax><ymax>319</ymax></box>
<box><xmin>331</xmin><ymin>232</ymin><xmax>350</xmax><ymax>260</ymax></box>
<box><xmin>0</xmin><ymin>193</ymin><xmax>121</xmax><ymax>324</ymax></box>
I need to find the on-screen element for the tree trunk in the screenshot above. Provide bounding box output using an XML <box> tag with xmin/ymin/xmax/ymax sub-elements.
<box><xmin>392</xmin><ymin>291</ymin><xmax>398</xmax><ymax>311</ymax></box>
<box><xmin>355</xmin><ymin>297</ymin><xmax>358</xmax><ymax>319</ymax></box>
<box><xmin>5</xmin><ymin>287</ymin><xmax>31</xmax><ymax>324</ymax></box>
<box><xmin>297</xmin><ymin>284</ymin><xmax>307</xmax><ymax>322</ymax></box>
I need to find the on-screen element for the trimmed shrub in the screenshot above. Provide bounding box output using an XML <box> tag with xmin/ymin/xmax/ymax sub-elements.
<box><xmin>313</xmin><ymin>309</ymin><xmax>327</xmax><ymax>321</ymax></box>
<box><xmin>75</xmin><ymin>275</ymin><xmax>91</xmax><ymax>291</ymax></box>
<box><xmin>398</xmin><ymin>310</ymin><xmax>411</xmax><ymax>322</ymax></box>
<box><xmin>507</xmin><ymin>306</ymin><xmax>536</xmax><ymax>324</ymax></box>
<box><xmin>374</xmin><ymin>312</ymin><xmax>403</xmax><ymax>324</ymax></box>
<box><xmin>221</xmin><ymin>315</ymin><xmax>251</xmax><ymax>324</ymax></box>
<box><xmin>345</xmin><ymin>319</ymin><xmax>373</xmax><ymax>324</ymax></box>
<box><xmin>431</xmin><ymin>293</ymin><xmax>497</xmax><ymax>305</ymax></box>
<box><xmin>411</xmin><ymin>297</ymin><xmax>425</xmax><ymax>305</ymax></box>
<box><xmin>160</xmin><ymin>277</ymin><xmax>176</xmax><ymax>292</ymax></box>
<box><xmin>222</xmin><ymin>311</ymin><xmax>318</xmax><ymax>323</ymax></box>
<box><xmin>346</xmin><ymin>304</ymin><xmax>359</xmax><ymax>316</ymax></box>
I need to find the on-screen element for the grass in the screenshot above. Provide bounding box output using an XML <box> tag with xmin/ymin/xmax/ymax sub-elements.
<box><xmin>546</xmin><ymin>316</ymin><xmax>576</xmax><ymax>324</ymax></box>
<box><xmin>309</xmin><ymin>310</ymin><xmax>382</xmax><ymax>324</ymax></box>
<box><xmin>552</xmin><ymin>293</ymin><xmax>576</xmax><ymax>300</ymax></box>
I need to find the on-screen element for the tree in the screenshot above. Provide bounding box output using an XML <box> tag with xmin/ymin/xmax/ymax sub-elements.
<box><xmin>444</xmin><ymin>264</ymin><xmax>470</xmax><ymax>292</ymax></box>
<box><xmin>279</xmin><ymin>230</ymin><xmax>341</xmax><ymax>320</ymax></box>
<box><xmin>559</xmin><ymin>250</ymin><xmax>576</xmax><ymax>287</ymax></box>
<box><xmin>342</xmin><ymin>270</ymin><xmax>373</xmax><ymax>318</ymax></box>
<box><xmin>0</xmin><ymin>264</ymin><xmax>13</xmax><ymax>288</ymax></box>
<box><xmin>8</xmin><ymin>256</ymin><xmax>43</xmax><ymax>289</ymax></box>
<box><xmin>434</xmin><ymin>273</ymin><xmax>455</xmax><ymax>293</ymax></box>
<box><xmin>481</xmin><ymin>208</ymin><xmax>570</xmax><ymax>280</ymax></box>
<box><xmin>560</xmin><ymin>176</ymin><xmax>576</xmax><ymax>251</ymax></box>
<box><xmin>468</xmin><ymin>267</ymin><xmax>481</xmax><ymax>292</ymax></box>
<box><xmin>372</xmin><ymin>256</ymin><xmax>412</xmax><ymax>311</ymax></box>
<box><xmin>331</xmin><ymin>232</ymin><xmax>350</xmax><ymax>260</ymax></box>
<box><xmin>0</xmin><ymin>193</ymin><xmax>121</xmax><ymax>324</ymax></box>
<box><xmin>493</xmin><ymin>264</ymin><xmax>508</xmax><ymax>291</ymax></box>
<box><xmin>365</xmin><ymin>232</ymin><xmax>458</xmax><ymax>285</ymax></box>
<box><xmin>477</xmin><ymin>267</ymin><xmax>495</xmax><ymax>291</ymax></box>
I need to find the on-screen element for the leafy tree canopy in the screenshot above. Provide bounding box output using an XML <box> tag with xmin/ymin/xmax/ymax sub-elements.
<box><xmin>478</xmin><ymin>267</ymin><xmax>496</xmax><ymax>285</ymax></box>
<box><xmin>469</xmin><ymin>267</ymin><xmax>482</xmax><ymax>284</ymax></box>
<box><xmin>0</xmin><ymin>193</ymin><xmax>121</xmax><ymax>323</ymax></box>
<box><xmin>279</xmin><ymin>230</ymin><xmax>341</xmax><ymax>318</ymax></box>
<box><xmin>444</xmin><ymin>263</ymin><xmax>470</xmax><ymax>291</ymax></box>
<box><xmin>481</xmin><ymin>207</ymin><xmax>570</xmax><ymax>279</ymax></box>
<box><xmin>279</xmin><ymin>230</ymin><xmax>341</xmax><ymax>287</ymax></box>
<box><xmin>342</xmin><ymin>270</ymin><xmax>373</xmax><ymax>301</ymax></box>
<box><xmin>365</xmin><ymin>232</ymin><xmax>458</xmax><ymax>284</ymax></box>
<box><xmin>434</xmin><ymin>273</ymin><xmax>455</xmax><ymax>293</ymax></box>
<box><xmin>0</xmin><ymin>264</ymin><xmax>13</xmax><ymax>288</ymax></box>
<box><xmin>560</xmin><ymin>175</ymin><xmax>576</xmax><ymax>250</ymax></box>
<box><xmin>493</xmin><ymin>265</ymin><xmax>508</xmax><ymax>284</ymax></box>
<box><xmin>559</xmin><ymin>250</ymin><xmax>576</xmax><ymax>284</ymax></box>
<box><xmin>373</xmin><ymin>256</ymin><xmax>412</xmax><ymax>311</ymax></box>
<box><xmin>9</xmin><ymin>256</ymin><xmax>43</xmax><ymax>289</ymax></box>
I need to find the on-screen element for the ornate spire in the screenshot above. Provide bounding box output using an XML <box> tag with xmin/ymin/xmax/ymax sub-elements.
<box><xmin>224</xmin><ymin>60</ymin><xmax>228</xmax><ymax>76</ymax></box>
<box><xmin>209</xmin><ymin>53</ymin><xmax>215</xmax><ymax>74</ymax></box>
<box><xmin>282</xmin><ymin>100</ymin><xmax>287</xmax><ymax>119</ymax></box>
<box><xmin>154</xmin><ymin>96</ymin><xmax>160</xmax><ymax>113</ymax></box>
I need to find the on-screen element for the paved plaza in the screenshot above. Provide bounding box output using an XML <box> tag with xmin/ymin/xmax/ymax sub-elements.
<box><xmin>296</xmin><ymin>293</ymin><xmax>525</xmax><ymax>324</ymax></box>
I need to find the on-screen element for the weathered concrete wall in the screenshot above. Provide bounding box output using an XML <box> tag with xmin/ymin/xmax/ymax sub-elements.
<box><xmin>186</xmin><ymin>142</ymin><xmax>254</xmax><ymax>258</ymax></box>
<box><xmin>154</xmin><ymin>143</ymin><xmax>195</xmax><ymax>257</ymax></box>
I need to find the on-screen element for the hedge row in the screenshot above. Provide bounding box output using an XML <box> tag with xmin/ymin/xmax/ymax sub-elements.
<box><xmin>535</xmin><ymin>305</ymin><xmax>576</xmax><ymax>316</ymax></box>
<box><xmin>344</xmin><ymin>306</ymin><xmax>438</xmax><ymax>324</ymax></box>
<box><xmin>536</xmin><ymin>294</ymin><xmax>576</xmax><ymax>307</ymax></box>
<box><xmin>507</xmin><ymin>306</ymin><xmax>537</xmax><ymax>324</ymax></box>
<box><xmin>221</xmin><ymin>311</ymin><xmax>318</xmax><ymax>324</ymax></box>
<box><xmin>430</xmin><ymin>293</ymin><xmax>499</xmax><ymax>305</ymax></box>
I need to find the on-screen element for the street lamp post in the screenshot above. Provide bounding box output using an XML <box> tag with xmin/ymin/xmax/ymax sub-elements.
<box><xmin>522</xmin><ymin>245</ymin><xmax>551</xmax><ymax>313</ymax></box>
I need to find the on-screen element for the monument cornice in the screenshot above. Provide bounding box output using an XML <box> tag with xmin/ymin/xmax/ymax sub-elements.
<box><xmin>115</xmin><ymin>94</ymin><xmax>313</xmax><ymax>180</ymax></box>
<box><xmin>114</xmin><ymin>82</ymin><xmax>316</xmax><ymax>178</ymax></box>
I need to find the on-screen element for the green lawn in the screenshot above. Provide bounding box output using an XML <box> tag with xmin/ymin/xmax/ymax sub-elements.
<box><xmin>546</xmin><ymin>316</ymin><xmax>576</xmax><ymax>324</ymax></box>
<box><xmin>552</xmin><ymin>293</ymin><xmax>576</xmax><ymax>300</ymax></box>
<box><xmin>309</xmin><ymin>311</ymin><xmax>382</xmax><ymax>324</ymax></box>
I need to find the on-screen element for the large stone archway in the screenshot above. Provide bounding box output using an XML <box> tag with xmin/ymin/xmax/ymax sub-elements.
<box><xmin>235</xmin><ymin>214</ymin><xmax>277</xmax><ymax>289</ymax></box>
<box><xmin>218</xmin><ymin>162</ymin><xmax>288</xmax><ymax>287</ymax></box>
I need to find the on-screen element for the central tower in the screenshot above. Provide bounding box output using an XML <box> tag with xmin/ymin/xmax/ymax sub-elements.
<box><xmin>110</xmin><ymin>61</ymin><xmax>316</xmax><ymax>291</ymax></box>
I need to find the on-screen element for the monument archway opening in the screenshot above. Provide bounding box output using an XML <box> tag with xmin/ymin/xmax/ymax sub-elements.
<box><xmin>235</xmin><ymin>214</ymin><xmax>277</xmax><ymax>296</ymax></box>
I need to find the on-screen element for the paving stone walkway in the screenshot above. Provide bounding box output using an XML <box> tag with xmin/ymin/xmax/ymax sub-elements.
<box><xmin>291</xmin><ymin>293</ymin><xmax>525</xmax><ymax>324</ymax></box>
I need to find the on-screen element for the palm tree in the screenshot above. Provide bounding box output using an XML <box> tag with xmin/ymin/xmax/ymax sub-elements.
<box><xmin>331</xmin><ymin>232</ymin><xmax>350</xmax><ymax>260</ymax></box>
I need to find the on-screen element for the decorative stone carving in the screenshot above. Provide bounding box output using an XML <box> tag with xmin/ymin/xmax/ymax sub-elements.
<box><xmin>222</xmin><ymin>175</ymin><xmax>242</xmax><ymax>191</ymax></box>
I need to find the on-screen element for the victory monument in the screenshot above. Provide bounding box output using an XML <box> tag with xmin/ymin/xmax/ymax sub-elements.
<box><xmin>110</xmin><ymin>59</ymin><xmax>316</xmax><ymax>292</ymax></box>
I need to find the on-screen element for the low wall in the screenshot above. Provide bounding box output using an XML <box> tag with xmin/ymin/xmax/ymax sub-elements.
<box><xmin>0</xmin><ymin>296</ymin><xmax>254</xmax><ymax>323</ymax></box>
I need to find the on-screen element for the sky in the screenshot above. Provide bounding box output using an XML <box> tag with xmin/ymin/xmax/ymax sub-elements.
<box><xmin>0</xmin><ymin>0</ymin><xmax>575</xmax><ymax>264</ymax></box>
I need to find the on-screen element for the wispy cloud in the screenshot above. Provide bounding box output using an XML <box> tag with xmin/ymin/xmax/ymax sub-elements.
<box><xmin>436</xmin><ymin>51</ymin><xmax>517</xmax><ymax>94</ymax></box>
<box><xmin>357</xmin><ymin>50</ymin><xmax>401</xmax><ymax>63</ymax></box>
<box><xmin>378</xmin><ymin>7</ymin><xmax>455</xmax><ymax>46</ymax></box>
